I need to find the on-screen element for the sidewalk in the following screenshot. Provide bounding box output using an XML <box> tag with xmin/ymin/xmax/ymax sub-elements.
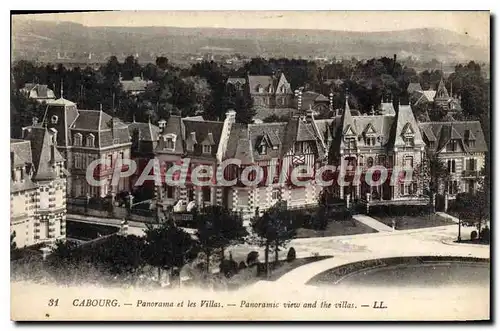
<box><xmin>436</xmin><ymin>212</ymin><xmax>459</xmax><ymax>223</ymax></box>
<box><xmin>353</xmin><ymin>214</ymin><xmax>394</xmax><ymax>232</ymax></box>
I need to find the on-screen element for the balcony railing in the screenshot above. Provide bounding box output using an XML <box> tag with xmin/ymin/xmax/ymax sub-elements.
<box><xmin>462</xmin><ymin>170</ymin><xmax>483</xmax><ymax>177</ymax></box>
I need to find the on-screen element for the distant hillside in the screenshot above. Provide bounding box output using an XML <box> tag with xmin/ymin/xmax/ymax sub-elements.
<box><xmin>11</xmin><ymin>19</ymin><xmax>489</xmax><ymax>63</ymax></box>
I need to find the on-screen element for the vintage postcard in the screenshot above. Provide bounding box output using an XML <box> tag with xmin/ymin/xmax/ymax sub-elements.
<box><xmin>10</xmin><ymin>10</ymin><xmax>490</xmax><ymax>321</ymax></box>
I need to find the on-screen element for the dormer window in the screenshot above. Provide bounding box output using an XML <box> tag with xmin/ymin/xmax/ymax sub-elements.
<box><xmin>259</xmin><ymin>145</ymin><xmax>267</xmax><ymax>155</ymax></box>
<box><xmin>86</xmin><ymin>133</ymin><xmax>95</xmax><ymax>147</ymax></box>
<box><xmin>447</xmin><ymin>139</ymin><xmax>457</xmax><ymax>152</ymax></box>
<box><xmin>51</xmin><ymin>115</ymin><xmax>58</xmax><ymax>124</ymax></box>
<box><xmin>202</xmin><ymin>144</ymin><xmax>212</xmax><ymax>154</ymax></box>
<box><xmin>164</xmin><ymin>133</ymin><xmax>177</xmax><ymax>150</ymax></box>
<box><xmin>74</xmin><ymin>133</ymin><xmax>82</xmax><ymax>146</ymax></box>
<box><xmin>404</xmin><ymin>137</ymin><xmax>414</xmax><ymax>147</ymax></box>
<box><xmin>186</xmin><ymin>132</ymin><xmax>197</xmax><ymax>152</ymax></box>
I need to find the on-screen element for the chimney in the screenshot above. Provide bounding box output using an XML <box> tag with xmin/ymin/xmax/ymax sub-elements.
<box><xmin>190</xmin><ymin>132</ymin><xmax>197</xmax><ymax>143</ymax></box>
<box><xmin>216</xmin><ymin>109</ymin><xmax>236</xmax><ymax>162</ymax></box>
<box><xmin>305</xmin><ymin>105</ymin><xmax>315</xmax><ymax>122</ymax></box>
<box><xmin>158</xmin><ymin>119</ymin><xmax>167</xmax><ymax>133</ymax></box>
<box><xmin>32</xmin><ymin>117</ymin><xmax>38</xmax><ymax>126</ymax></box>
<box><xmin>369</xmin><ymin>106</ymin><xmax>375</xmax><ymax>116</ymax></box>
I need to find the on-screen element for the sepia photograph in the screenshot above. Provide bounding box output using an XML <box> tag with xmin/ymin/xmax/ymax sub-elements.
<box><xmin>9</xmin><ymin>10</ymin><xmax>491</xmax><ymax>321</ymax></box>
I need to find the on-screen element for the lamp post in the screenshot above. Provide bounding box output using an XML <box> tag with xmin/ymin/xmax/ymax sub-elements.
<box><xmin>457</xmin><ymin>217</ymin><xmax>462</xmax><ymax>242</ymax></box>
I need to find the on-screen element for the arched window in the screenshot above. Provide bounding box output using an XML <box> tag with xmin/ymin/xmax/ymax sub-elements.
<box><xmin>367</xmin><ymin>157</ymin><xmax>374</xmax><ymax>167</ymax></box>
<box><xmin>255</xmin><ymin>84</ymin><xmax>262</xmax><ymax>93</ymax></box>
<box><xmin>86</xmin><ymin>134</ymin><xmax>95</xmax><ymax>147</ymax></box>
<box><xmin>51</xmin><ymin>115</ymin><xmax>58</xmax><ymax>124</ymax></box>
<box><xmin>73</xmin><ymin>133</ymin><xmax>82</xmax><ymax>146</ymax></box>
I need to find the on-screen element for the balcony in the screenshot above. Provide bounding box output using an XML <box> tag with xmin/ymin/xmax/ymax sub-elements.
<box><xmin>93</xmin><ymin>163</ymin><xmax>130</xmax><ymax>178</ymax></box>
<box><xmin>462</xmin><ymin>170</ymin><xmax>483</xmax><ymax>178</ymax></box>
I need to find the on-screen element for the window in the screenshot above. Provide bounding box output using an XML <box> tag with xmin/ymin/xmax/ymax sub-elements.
<box><xmin>202</xmin><ymin>144</ymin><xmax>212</xmax><ymax>154</ymax></box>
<box><xmin>74</xmin><ymin>154</ymin><xmax>83</xmax><ymax>169</ymax></box>
<box><xmin>272</xmin><ymin>188</ymin><xmax>281</xmax><ymax>201</ymax></box>
<box><xmin>202</xmin><ymin>187</ymin><xmax>211</xmax><ymax>203</ymax></box>
<box><xmin>346</xmin><ymin>138</ymin><xmax>356</xmax><ymax>149</ymax></box>
<box><xmin>378</xmin><ymin>155</ymin><xmax>386</xmax><ymax>166</ymax></box>
<box><xmin>365</xmin><ymin>137</ymin><xmax>376</xmax><ymax>146</ymax></box>
<box><xmin>86</xmin><ymin>134</ymin><xmax>95</xmax><ymax>147</ymax></box>
<box><xmin>447</xmin><ymin>160</ymin><xmax>456</xmax><ymax>173</ymax></box>
<box><xmin>404</xmin><ymin>137</ymin><xmax>414</xmax><ymax>147</ymax></box>
<box><xmin>404</xmin><ymin>156</ymin><xmax>413</xmax><ymax>168</ymax></box>
<box><xmin>166</xmin><ymin>186</ymin><xmax>174</xmax><ymax>199</ymax></box>
<box><xmin>73</xmin><ymin>133</ymin><xmax>82</xmax><ymax>146</ymax></box>
<box><xmin>428</xmin><ymin>141</ymin><xmax>435</xmax><ymax>149</ymax></box>
<box><xmin>367</xmin><ymin>157</ymin><xmax>374</xmax><ymax>167</ymax></box>
<box><xmin>166</xmin><ymin>138</ymin><xmax>174</xmax><ymax>150</ymax></box>
<box><xmin>467</xmin><ymin>140</ymin><xmax>476</xmax><ymax>148</ymax></box>
<box><xmin>467</xmin><ymin>158</ymin><xmax>476</xmax><ymax>171</ymax></box>
<box><xmin>447</xmin><ymin>140</ymin><xmax>457</xmax><ymax>152</ymax></box>
<box><xmin>259</xmin><ymin>145</ymin><xmax>267</xmax><ymax>155</ymax></box>
<box><xmin>447</xmin><ymin>180</ymin><xmax>459</xmax><ymax>194</ymax></box>
<box><xmin>400</xmin><ymin>183</ymin><xmax>405</xmax><ymax>196</ymax></box>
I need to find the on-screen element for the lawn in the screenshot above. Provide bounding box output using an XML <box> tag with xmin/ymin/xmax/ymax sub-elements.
<box><xmin>295</xmin><ymin>218</ymin><xmax>378</xmax><ymax>238</ymax></box>
<box><xmin>373</xmin><ymin>213</ymin><xmax>455</xmax><ymax>230</ymax></box>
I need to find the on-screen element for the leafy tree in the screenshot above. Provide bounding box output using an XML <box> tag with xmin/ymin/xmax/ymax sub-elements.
<box><xmin>144</xmin><ymin>222</ymin><xmax>199</xmax><ymax>286</ymax></box>
<box><xmin>91</xmin><ymin>234</ymin><xmax>146</xmax><ymax>276</ymax></box>
<box><xmin>251</xmin><ymin>201</ymin><xmax>297</xmax><ymax>278</ymax></box>
<box><xmin>449</xmin><ymin>191</ymin><xmax>489</xmax><ymax>238</ymax></box>
<box><xmin>416</xmin><ymin>151</ymin><xmax>450</xmax><ymax>197</ymax></box>
<box><xmin>194</xmin><ymin>205</ymin><xmax>248</xmax><ymax>274</ymax></box>
<box><xmin>262</xmin><ymin>114</ymin><xmax>290</xmax><ymax>123</ymax></box>
<box><xmin>10</xmin><ymin>231</ymin><xmax>17</xmax><ymax>252</ymax></box>
<box><xmin>121</xmin><ymin>55</ymin><xmax>142</xmax><ymax>80</ymax></box>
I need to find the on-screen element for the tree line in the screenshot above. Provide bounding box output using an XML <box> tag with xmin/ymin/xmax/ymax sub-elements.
<box><xmin>11</xmin><ymin>203</ymin><xmax>301</xmax><ymax>287</ymax></box>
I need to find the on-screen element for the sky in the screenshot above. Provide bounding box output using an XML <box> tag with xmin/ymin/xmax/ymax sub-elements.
<box><xmin>16</xmin><ymin>11</ymin><xmax>490</xmax><ymax>46</ymax></box>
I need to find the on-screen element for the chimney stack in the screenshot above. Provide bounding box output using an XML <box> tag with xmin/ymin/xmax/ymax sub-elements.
<box><xmin>32</xmin><ymin>117</ymin><xmax>38</xmax><ymax>126</ymax></box>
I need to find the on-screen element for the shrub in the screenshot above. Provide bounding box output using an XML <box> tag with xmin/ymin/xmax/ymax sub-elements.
<box><xmin>219</xmin><ymin>259</ymin><xmax>239</xmax><ymax>278</ymax></box>
<box><xmin>287</xmin><ymin>247</ymin><xmax>296</xmax><ymax>262</ymax></box>
<box><xmin>470</xmin><ymin>230</ymin><xmax>478</xmax><ymax>240</ymax></box>
<box><xmin>246</xmin><ymin>251</ymin><xmax>259</xmax><ymax>266</ymax></box>
<box><xmin>238</xmin><ymin>261</ymin><xmax>247</xmax><ymax>270</ymax></box>
<box><xmin>480</xmin><ymin>227</ymin><xmax>490</xmax><ymax>243</ymax></box>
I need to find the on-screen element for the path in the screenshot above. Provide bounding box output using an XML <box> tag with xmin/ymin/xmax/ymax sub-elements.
<box><xmin>353</xmin><ymin>214</ymin><xmax>394</xmax><ymax>232</ymax></box>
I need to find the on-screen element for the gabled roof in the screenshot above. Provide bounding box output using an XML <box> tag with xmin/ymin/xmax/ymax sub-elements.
<box><xmin>389</xmin><ymin>105</ymin><xmax>424</xmax><ymax>148</ymax></box>
<box><xmin>418</xmin><ymin>121</ymin><xmax>488</xmax><ymax>153</ymax></box>
<box><xmin>407</xmin><ymin>82</ymin><xmax>422</xmax><ymax>94</ymax></box>
<box><xmin>435</xmin><ymin>78</ymin><xmax>450</xmax><ymax>99</ymax></box>
<box><xmin>248</xmin><ymin>75</ymin><xmax>274</xmax><ymax>93</ymax></box>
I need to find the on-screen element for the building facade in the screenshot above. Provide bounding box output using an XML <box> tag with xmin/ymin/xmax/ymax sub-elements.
<box><xmin>22</xmin><ymin>97</ymin><xmax>132</xmax><ymax>199</ymax></box>
<box><xmin>419</xmin><ymin>120</ymin><xmax>487</xmax><ymax>201</ymax></box>
<box><xmin>10</xmin><ymin>127</ymin><xmax>67</xmax><ymax>248</ymax></box>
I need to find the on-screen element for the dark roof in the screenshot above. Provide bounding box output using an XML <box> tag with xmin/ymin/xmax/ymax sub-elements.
<box><xmin>127</xmin><ymin>121</ymin><xmax>160</xmax><ymax>142</ymax></box>
<box><xmin>71</xmin><ymin>110</ymin><xmax>130</xmax><ymax>148</ymax></box>
<box><xmin>419</xmin><ymin>121</ymin><xmax>488</xmax><ymax>153</ymax></box>
<box><xmin>300</xmin><ymin>91</ymin><xmax>329</xmax><ymax>111</ymax></box>
<box><xmin>24</xmin><ymin>127</ymin><xmax>64</xmax><ymax>181</ymax></box>
<box><xmin>10</xmin><ymin>139</ymin><xmax>37</xmax><ymax>193</ymax></box>
<box><xmin>10</xmin><ymin>140</ymin><xmax>32</xmax><ymax>167</ymax></box>
<box><xmin>156</xmin><ymin>116</ymin><xmax>185</xmax><ymax>155</ymax></box>
<box><xmin>182</xmin><ymin>120</ymin><xmax>223</xmax><ymax>158</ymax></box>
<box><xmin>248</xmin><ymin>75</ymin><xmax>274</xmax><ymax>93</ymax></box>
<box><xmin>407</xmin><ymin>82</ymin><xmax>422</xmax><ymax>94</ymax></box>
